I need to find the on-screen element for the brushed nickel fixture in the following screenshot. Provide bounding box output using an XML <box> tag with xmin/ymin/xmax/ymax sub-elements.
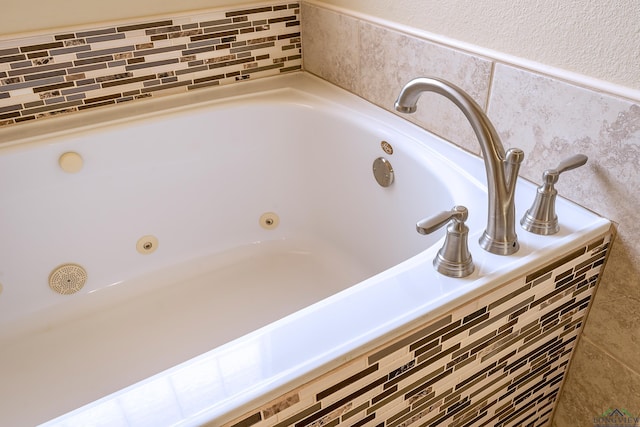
<box><xmin>521</xmin><ymin>154</ymin><xmax>588</xmax><ymax>235</ymax></box>
<box><xmin>395</xmin><ymin>77</ymin><xmax>524</xmax><ymax>255</ymax></box>
<box><xmin>373</xmin><ymin>157</ymin><xmax>394</xmax><ymax>187</ymax></box>
<box><xmin>416</xmin><ymin>206</ymin><xmax>474</xmax><ymax>278</ymax></box>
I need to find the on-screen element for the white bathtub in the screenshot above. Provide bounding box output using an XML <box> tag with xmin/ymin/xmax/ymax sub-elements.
<box><xmin>0</xmin><ymin>73</ymin><xmax>610</xmax><ymax>426</ymax></box>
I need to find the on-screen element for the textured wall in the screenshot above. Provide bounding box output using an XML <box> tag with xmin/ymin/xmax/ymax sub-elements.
<box><xmin>300</xmin><ymin>2</ymin><xmax>640</xmax><ymax>425</ymax></box>
<box><xmin>1</xmin><ymin>0</ymin><xmax>250</xmax><ymax>35</ymax></box>
<box><xmin>313</xmin><ymin>0</ymin><xmax>640</xmax><ymax>91</ymax></box>
<box><xmin>3</xmin><ymin>1</ymin><xmax>639</xmax><ymax>90</ymax></box>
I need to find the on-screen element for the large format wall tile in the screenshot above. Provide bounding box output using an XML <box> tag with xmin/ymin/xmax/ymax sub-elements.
<box><xmin>300</xmin><ymin>4</ymin><xmax>360</xmax><ymax>93</ymax></box>
<box><xmin>552</xmin><ymin>338</ymin><xmax>640</xmax><ymax>427</ymax></box>
<box><xmin>488</xmin><ymin>64</ymin><xmax>640</xmax><ymax>231</ymax></box>
<box><xmin>300</xmin><ymin>5</ymin><xmax>640</xmax><ymax>426</ymax></box>
<box><xmin>488</xmin><ymin>63</ymin><xmax>640</xmax><ymax>371</ymax></box>
<box><xmin>357</xmin><ymin>21</ymin><xmax>492</xmax><ymax>156</ymax></box>
<box><xmin>301</xmin><ymin>2</ymin><xmax>493</xmax><ymax>156</ymax></box>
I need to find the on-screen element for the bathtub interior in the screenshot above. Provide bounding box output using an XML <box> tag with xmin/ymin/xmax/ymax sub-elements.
<box><xmin>0</xmin><ymin>74</ymin><xmax>493</xmax><ymax>426</ymax></box>
<box><xmin>0</xmin><ymin>88</ymin><xmax>482</xmax><ymax>334</ymax></box>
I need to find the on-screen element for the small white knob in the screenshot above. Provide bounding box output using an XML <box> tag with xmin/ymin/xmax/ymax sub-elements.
<box><xmin>59</xmin><ymin>152</ymin><xmax>83</xmax><ymax>173</ymax></box>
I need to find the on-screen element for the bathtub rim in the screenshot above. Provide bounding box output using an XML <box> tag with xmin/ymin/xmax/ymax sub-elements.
<box><xmin>184</xmin><ymin>225</ymin><xmax>614</xmax><ymax>427</ymax></box>
<box><xmin>0</xmin><ymin>72</ymin><xmax>612</xmax><ymax>426</ymax></box>
<box><xmin>0</xmin><ymin>72</ymin><xmax>365</xmax><ymax>150</ymax></box>
<box><xmin>39</xmin><ymin>219</ymin><xmax>611</xmax><ymax>427</ymax></box>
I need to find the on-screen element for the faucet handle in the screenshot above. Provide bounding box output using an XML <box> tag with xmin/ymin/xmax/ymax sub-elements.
<box><xmin>521</xmin><ymin>154</ymin><xmax>588</xmax><ymax>235</ymax></box>
<box><xmin>417</xmin><ymin>206</ymin><xmax>474</xmax><ymax>278</ymax></box>
<box><xmin>542</xmin><ymin>154</ymin><xmax>588</xmax><ymax>184</ymax></box>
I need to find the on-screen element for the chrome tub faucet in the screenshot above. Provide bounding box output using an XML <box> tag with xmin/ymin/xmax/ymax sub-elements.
<box><xmin>395</xmin><ymin>77</ymin><xmax>524</xmax><ymax>255</ymax></box>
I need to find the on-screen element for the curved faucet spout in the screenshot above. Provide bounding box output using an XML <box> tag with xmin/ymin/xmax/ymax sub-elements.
<box><xmin>395</xmin><ymin>77</ymin><xmax>524</xmax><ymax>255</ymax></box>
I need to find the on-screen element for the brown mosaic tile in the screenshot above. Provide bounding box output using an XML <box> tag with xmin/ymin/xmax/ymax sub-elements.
<box><xmin>87</xmin><ymin>34</ymin><xmax>126</xmax><ymax>44</ymax></box>
<box><xmin>19</xmin><ymin>42</ymin><xmax>63</xmax><ymax>53</ymax></box>
<box><xmin>0</xmin><ymin>48</ymin><xmax>20</xmax><ymax>56</ymax></box>
<box><xmin>208</xmin><ymin>56</ymin><xmax>255</xmax><ymax>69</ymax></box>
<box><xmin>262</xmin><ymin>392</ymin><xmax>300</xmax><ymax>419</ymax></box>
<box><xmin>78</xmin><ymin>46</ymin><xmax>136</xmax><ymax>60</ymax></box>
<box><xmin>30</xmin><ymin>56</ymin><xmax>53</xmax><ymax>65</ymax></box>
<box><xmin>125</xmin><ymin>58</ymin><xmax>179</xmax><ymax>71</ymax></box>
<box><xmin>270</xmin><ymin>403</ymin><xmax>321</xmax><ymax>427</ymax></box>
<box><xmin>7</xmin><ymin>61</ymin><xmax>72</xmax><ymax>77</ymax></box>
<box><xmin>97</xmin><ymin>75</ymin><xmax>154</xmax><ymax>88</ymax></box>
<box><xmin>145</xmin><ymin>25</ymin><xmax>181</xmax><ymax>36</ymax></box>
<box><xmin>26</xmin><ymin>52</ymin><xmax>49</xmax><ymax>60</ymax></box>
<box><xmin>268</xmin><ymin>16</ymin><xmax>298</xmax><ymax>24</ymax></box>
<box><xmin>229</xmin><ymin>412</ymin><xmax>262</xmax><ymax>427</ymax></box>
<box><xmin>226</xmin><ymin>7</ymin><xmax>273</xmax><ymax>17</ymax></box>
<box><xmin>0</xmin><ymin>54</ymin><xmax>26</xmax><ymax>64</ymax></box>
<box><xmin>32</xmin><ymin>81</ymin><xmax>74</xmax><ymax>93</ymax></box>
<box><xmin>73</xmin><ymin>55</ymin><xmax>114</xmax><ymax>66</ymax></box>
<box><xmin>192</xmin><ymin>30</ymin><xmax>239</xmax><ymax>42</ymax></box>
<box><xmin>526</xmin><ymin>247</ymin><xmax>586</xmax><ymax>283</ymax></box>
<box><xmin>52</xmin><ymin>45</ymin><xmax>92</xmax><ymax>56</ymax></box>
<box><xmin>133</xmin><ymin>44</ymin><xmax>186</xmax><ymax>57</ymax></box>
<box><xmin>140</xmin><ymin>80</ymin><xmax>191</xmax><ymax>93</ymax></box>
<box><xmin>24</xmin><ymin>70</ymin><xmax>67</xmax><ymax>82</ymax></box>
<box><xmin>351</xmin><ymin>413</ymin><xmax>375</xmax><ymax>427</ymax></box>
<box><xmin>116</xmin><ymin>20</ymin><xmax>173</xmax><ymax>33</ymax></box>
<box><xmin>221</xmin><ymin>235</ymin><xmax>610</xmax><ymax>427</ymax></box>
<box><xmin>0</xmin><ymin>111</ymin><xmax>20</xmax><ymax>120</ymax></box>
<box><xmin>278</xmin><ymin>31</ymin><xmax>300</xmax><ymax>40</ymax></box>
<box><xmin>76</xmin><ymin>28</ymin><xmax>114</xmax><ymax>38</ymax></box>
<box><xmin>67</xmin><ymin>64</ymin><xmax>107</xmax><ymax>75</ymax></box>
<box><xmin>317</xmin><ymin>364</ymin><xmax>379</xmax><ymax>401</ymax></box>
<box><xmin>204</xmin><ymin>22</ymin><xmax>252</xmax><ymax>33</ymax></box>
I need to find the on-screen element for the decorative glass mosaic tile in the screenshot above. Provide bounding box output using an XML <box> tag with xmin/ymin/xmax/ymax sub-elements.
<box><xmin>220</xmin><ymin>233</ymin><xmax>612</xmax><ymax>427</ymax></box>
<box><xmin>0</xmin><ymin>3</ymin><xmax>301</xmax><ymax>128</ymax></box>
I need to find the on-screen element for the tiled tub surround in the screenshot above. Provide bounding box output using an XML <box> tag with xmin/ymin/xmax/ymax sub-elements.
<box><xmin>224</xmin><ymin>234</ymin><xmax>612</xmax><ymax>427</ymax></box>
<box><xmin>301</xmin><ymin>2</ymin><xmax>640</xmax><ymax>425</ymax></box>
<box><xmin>0</xmin><ymin>71</ymin><xmax>611</xmax><ymax>426</ymax></box>
<box><xmin>0</xmin><ymin>2</ymin><xmax>628</xmax><ymax>426</ymax></box>
<box><xmin>0</xmin><ymin>2</ymin><xmax>301</xmax><ymax>128</ymax></box>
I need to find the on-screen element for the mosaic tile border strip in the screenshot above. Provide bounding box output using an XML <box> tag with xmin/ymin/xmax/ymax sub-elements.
<box><xmin>0</xmin><ymin>3</ymin><xmax>301</xmax><ymax>128</ymax></box>
<box><xmin>221</xmin><ymin>233</ymin><xmax>612</xmax><ymax>427</ymax></box>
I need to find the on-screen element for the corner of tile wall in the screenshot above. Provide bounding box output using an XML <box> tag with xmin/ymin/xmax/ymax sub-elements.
<box><xmin>300</xmin><ymin>2</ymin><xmax>492</xmax><ymax>156</ymax></box>
<box><xmin>0</xmin><ymin>3</ymin><xmax>302</xmax><ymax>129</ymax></box>
<box><xmin>300</xmin><ymin>3</ymin><xmax>640</xmax><ymax>427</ymax></box>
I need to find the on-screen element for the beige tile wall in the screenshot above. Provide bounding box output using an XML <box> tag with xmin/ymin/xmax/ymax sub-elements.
<box><xmin>300</xmin><ymin>2</ymin><xmax>640</xmax><ymax>425</ymax></box>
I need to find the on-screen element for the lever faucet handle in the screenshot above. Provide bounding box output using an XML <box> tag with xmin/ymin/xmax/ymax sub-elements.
<box><xmin>416</xmin><ymin>206</ymin><xmax>474</xmax><ymax>278</ymax></box>
<box><xmin>542</xmin><ymin>154</ymin><xmax>588</xmax><ymax>185</ymax></box>
<box><xmin>521</xmin><ymin>154</ymin><xmax>588</xmax><ymax>235</ymax></box>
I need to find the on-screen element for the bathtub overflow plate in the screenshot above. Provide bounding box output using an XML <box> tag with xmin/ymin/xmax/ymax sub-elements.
<box><xmin>373</xmin><ymin>157</ymin><xmax>394</xmax><ymax>187</ymax></box>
